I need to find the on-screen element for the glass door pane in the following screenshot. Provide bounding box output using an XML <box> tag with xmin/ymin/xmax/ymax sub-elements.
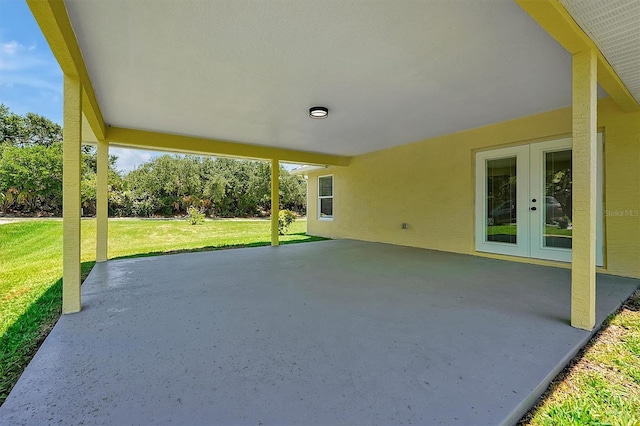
<box><xmin>478</xmin><ymin>135</ymin><xmax>601</xmax><ymax>264</ymax></box>
<box><xmin>529</xmin><ymin>138</ymin><xmax>573</xmax><ymax>263</ymax></box>
<box><xmin>544</xmin><ymin>149</ymin><xmax>572</xmax><ymax>249</ymax></box>
<box><xmin>486</xmin><ymin>157</ymin><xmax>517</xmax><ymax>244</ymax></box>
<box><xmin>476</xmin><ymin>144</ymin><xmax>529</xmax><ymax>258</ymax></box>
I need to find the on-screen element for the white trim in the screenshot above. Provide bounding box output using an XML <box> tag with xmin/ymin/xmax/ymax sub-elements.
<box><xmin>529</xmin><ymin>138</ymin><xmax>573</xmax><ymax>263</ymax></box>
<box><xmin>318</xmin><ymin>174</ymin><xmax>334</xmax><ymax>221</ymax></box>
<box><xmin>596</xmin><ymin>134</ymin><xmax>604</xmax><ymax>266</ymax></box>
<box><xmin>475</xmin><ymin>145</ymin><xmax>530</xmax><ymax>257</ymax></box>
<box><xmin>290</xmin><ymin>165</ymin><xmax>328</xmax><ymax>175</ymax></box>
<box><xmin>475</xmin><ymin>135</ymin><xmax>604</xmax><ymax>265</ymax></box>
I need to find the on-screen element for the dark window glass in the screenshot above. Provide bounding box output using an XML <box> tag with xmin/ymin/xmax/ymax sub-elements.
<box><xmin>320</xmin><ymin>198</ymin><xmax>333</xmax><ymax>218</ymax></box>
<box><xmin>319</xmin><ymin>176</ymin><xmax>333</xmax><ymax>197</ymax></box>
<box><xmin>486</xmin><ymin>157</ymin><xmax>517</xmax><ymax>244</ymax></box>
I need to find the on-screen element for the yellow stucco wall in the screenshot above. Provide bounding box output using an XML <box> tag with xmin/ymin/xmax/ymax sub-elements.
<box><xmin>599</xmin><ymin>100</ymin><xmax>640</xmax><ymax>277</ymax></box>
<box><xmin>307</xmin><ymin>98</ymin><xmax>640</xmax><ymax>278</ymax></box>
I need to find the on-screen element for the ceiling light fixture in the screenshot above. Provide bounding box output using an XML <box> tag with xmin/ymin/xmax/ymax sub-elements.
<box><xmin>309</xmin><ymin>106</ymin><xmax>328</xmax><ymax>119</ymax></box>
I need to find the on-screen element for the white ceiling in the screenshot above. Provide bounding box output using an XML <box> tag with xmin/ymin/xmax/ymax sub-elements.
<box><xmin>64</xmin><ymin>0</ymin><xmax>615</xmax><ymax>157</ymax></box>
<box><xmin>560</xmin><ymin>0</ymin><xmax>640</xmax><ymax>105</ymax></box>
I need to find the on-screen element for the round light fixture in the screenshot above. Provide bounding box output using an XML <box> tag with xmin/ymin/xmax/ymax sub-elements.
<box><xmin>309</xmin><ymin>106</ymin><xmax>328</xmax><ymax>119</ymax></box>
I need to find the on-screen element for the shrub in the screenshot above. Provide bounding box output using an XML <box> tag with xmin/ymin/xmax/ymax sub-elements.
<box><xmin>278</xmin><ymin>209</ymin><xmax>296</xmax><ymax>235</ymax></box>
<box><xmin>131</xmin><ymin>199</ymin><xmax>155</xmax><ymax>217</ymax></box>
<box><xmin>186</xmin><ymin>206</ymin><xmax>205</xmax><ymax>225</ymax></box>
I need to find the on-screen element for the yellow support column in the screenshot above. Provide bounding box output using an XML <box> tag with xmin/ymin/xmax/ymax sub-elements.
<box><xmin>271</xmin><ymin>159</ymin><xmax>280</xmax><ymax>246</ymax></box>
<box><xmin>63</xmin><ymin>75</ymin><xmax>83</xmax><ymax>314</ymax></box>
<box><xmin>96</xmin><ymin>139</ymin><xmax>109</xmax><ymax>262</ymax></box>
<box><xmin>571</xmin><ymin>48</ymin><xmax>597</xmax><ymax>330</ymax></box>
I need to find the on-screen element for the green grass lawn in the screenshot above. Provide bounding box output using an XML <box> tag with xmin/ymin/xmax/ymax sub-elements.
<box><xmin>487</xmin><ymin>224</ymin><xmax>573</xmax><ymax>236</ymax></box>
<box><xmin>0</xmin><ymin>218</ymin><xmax>323</xmax><ymax>404</ymax></box>
<box><xmin>522</xmin><ymin>291</ymin><xmax>640</xmax><ymax>425</ymax></box>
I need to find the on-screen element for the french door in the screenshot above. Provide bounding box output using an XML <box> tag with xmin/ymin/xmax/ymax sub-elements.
<box><xmin>475</xmin><ymin>136</ymin><xmax>603</xmax><ymax>264</ymax></box>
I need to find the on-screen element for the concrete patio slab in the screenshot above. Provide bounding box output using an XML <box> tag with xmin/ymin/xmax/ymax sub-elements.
<box><xmin>1</xmin><ymin>240</ymin><xmax>638</xmax><ymax>425</ymax></box>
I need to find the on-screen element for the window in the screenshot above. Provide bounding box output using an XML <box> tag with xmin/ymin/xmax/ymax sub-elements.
<box><xmin>318</xmin><ymin>175</ymin><xmax>333</xmax><ymax>220</ymax></box>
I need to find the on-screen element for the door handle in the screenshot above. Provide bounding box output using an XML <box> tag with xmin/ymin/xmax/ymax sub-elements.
<box><xmin>530</xmin><ymin>207</ymin><xmax>537</xmax><ymax>211</ymax></box>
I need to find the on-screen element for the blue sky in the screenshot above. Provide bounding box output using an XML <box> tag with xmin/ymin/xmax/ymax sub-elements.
<box><xmin>0</xmin><ymin>1</ymin><xmax>299</xmax><ymax>172</ymax></box>
<box><xmin>0</xmin><ymin>0</ymin><xmax>62</xmax><ymax>122</ymax></box>
<box><xmin>0</xmin><ymin>0</ymin><xmax>165</xmax><ymax>172</ymax></box>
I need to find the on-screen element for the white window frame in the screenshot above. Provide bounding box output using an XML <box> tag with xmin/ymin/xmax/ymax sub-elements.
<box><xmin>318</xmin><ymin>175</ymin><xmax>333</xmax><ymax>221</ymax></box>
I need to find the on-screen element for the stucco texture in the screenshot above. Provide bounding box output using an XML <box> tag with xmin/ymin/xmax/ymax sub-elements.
<box><xmin>307</xmin><ymin>98</ymin><xmax>640</xmax><ymax>278</ymax></box>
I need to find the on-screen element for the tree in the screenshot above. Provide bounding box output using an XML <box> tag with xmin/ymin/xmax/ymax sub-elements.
<box><xmin>124</xmin><ymin>155</ymin><xmax>225</xmax><ymax>217</ymax></box>
<box><xmin>79</xmin><ymin>145</ymin><xmax>121</xmax><ymax>216</ymax></box>
<box><xmin>0</xmin><ymin>105</ymin><xmax>64</xmax><ymax>214</ymax></box>
<box><xmin>0</xmin><ymin>143</ymin><xmax>63</xmax><ymax>214</ymax></box>
<box><xmin>280</xmin><ymin>170</ymin><xmax>306</xmax><ymax>212</ymax></box>
<box><xmin>0</xmin><ymin>104</ymin><xmax>307</xmax><ymax>218</ymax></box>
<box><xmin>0</xmin><ymin>105</ymin><xmax>122</xmax><ymax>216</ymax></box>
<box><xmin>122</xmin><ymin>155</ymin><xmax>306</xmax><ymax>218</ymax></box>
<box><xmin>0</xmin><ymin>104</ymin><xmax>62</xmax><ymax>147</ymax></box>
<box><xmin>546</xmin><ymin>168</ymin><xmax>572</xmax><ymax>221</ymax></box>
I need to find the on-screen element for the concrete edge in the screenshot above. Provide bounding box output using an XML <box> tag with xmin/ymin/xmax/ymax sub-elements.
<box><xmin>102</xmin><ymin>238</ymin><xmax>338</xmax><ymax>264</ymax></box>
<box><xmin>501</xmin><ymin>284</ymin><xmax>640</xmax><ymax>426</ymax></box>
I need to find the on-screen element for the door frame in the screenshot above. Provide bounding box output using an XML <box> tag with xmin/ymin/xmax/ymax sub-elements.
<box><xmin>475</xmin><ymin>145</ymin><xmax>530</xmax><ymax>257</ymax></box>
<box><xmin>529</xmin><ymin>138</ymin><xmax>573</xmax><ymax>262</ymax></box>
<box><xmin>474</xmin><ymin>136</ymin><xmax>604</xmax><ymax>265</ymax></box>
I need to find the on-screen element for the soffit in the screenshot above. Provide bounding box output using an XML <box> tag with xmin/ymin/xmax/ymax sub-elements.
<box><xmin>560</xmin><ymin>0</ymin><xmax>640</xmax><ymax>105</ymax></box>
<box><xmin>64</xmin><ymin>1</ymin><xmax>602</xmax><ymax>157</ymax></box>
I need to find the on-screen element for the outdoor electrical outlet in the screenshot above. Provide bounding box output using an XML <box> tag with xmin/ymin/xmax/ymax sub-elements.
<box><xmin>401</xmin><ymin>223</ymin><xmax>408</xmax><ymax>229</ymax></box>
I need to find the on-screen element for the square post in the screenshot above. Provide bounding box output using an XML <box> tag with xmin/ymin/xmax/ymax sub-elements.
<box><xmin>63</xmin><ymin>74</ymin><xmax>83</xmax><ymax>314</ymax></box>
<box><xmin>96</xmin><ymin>139</ymin><xmax>109</xmax><ymax>262</ymax></box>
<box><xmin>571</xmin><ymin>48</ymin><xmax>597</xmax><ymax>330</ymax></box>
<box><xmin>271</xmin><ymin>158</ymin><xmax>279</xmax><ymax>246</ymax></box>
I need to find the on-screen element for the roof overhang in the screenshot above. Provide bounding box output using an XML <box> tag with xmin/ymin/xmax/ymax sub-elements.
<box><xmin>289</xmin><ymin>165</ymin><xmax>328</xmax><ymax>176</ymax></box>
<box><xmin>27</xmin><ymin>0</ymin><xmax>106</xmax><ymax>141</ymax></box>
<box><xmin>28</xmin><ymin>0</ymin><xmax>639</xmax><ymax>163</ymax></box>
<box><xmin>106</xmin><ymin>127</ymin><xmax>351</xmax><ymax>166</ymax></box>
<box><xmin>517</xmin><ymin>0</ymin><xmax>639</xmax><ymax>113</ymax></box>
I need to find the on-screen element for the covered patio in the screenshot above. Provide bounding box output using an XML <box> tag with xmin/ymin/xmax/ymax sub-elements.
<box><xmin>7</xmin><ymin>0</ymin><xmax>639</xmax><ymax>423</ymax></box>
<box><xmin>1</xmin><ymin>240</ymin><xmax>638</xmax><ymax>425</ymax></box>
<box><xmin>23</xmin><ymin>0</ymin><xmax>640</xmax><ymax>334</ymax></box>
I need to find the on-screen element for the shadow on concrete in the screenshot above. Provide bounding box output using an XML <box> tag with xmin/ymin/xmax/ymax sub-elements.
<box><xmin>111</xmin><ymin>233</ymin><xmax>328</xmax><ymax>260</ymax></box>
<box><xmin>0</xmin><ymin>261</ymin><xmax>94</xmax><ymax>406</ymax></box>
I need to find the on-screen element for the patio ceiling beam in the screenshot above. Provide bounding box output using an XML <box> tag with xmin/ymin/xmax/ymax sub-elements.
<box><xmin>106</xmin><ymin>127</ymin><xmax>352</xmax><ymax>167</ymax></box>
<box><xmin>516</xmin><ymin>0</ymin><xmax>640</xmax><ymax>113</ymax></box>
<box><xmin>26</xmin><ymin>0</ymin><xmax>107</xmax><ymax>141</ymax></box>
